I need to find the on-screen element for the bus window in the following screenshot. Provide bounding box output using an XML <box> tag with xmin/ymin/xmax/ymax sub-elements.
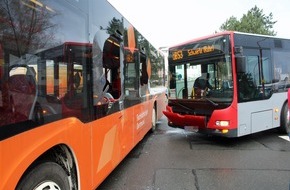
<box><xmin>237</xmin><ymin>48</ymin><xmax>272</xmax><ymax>102</ymax></box>
<box><xmin>0</xmin><ymin>44</ymin><xmax>3</xmax><ymax>108</ymax></box>
<box><xmin>102</xmin><ymin>36</ymin><xmax>121</xmax><ymax>98</ymax></box>
<box><xmin>140</xmin><ymin>52</ymin><xmax>148</xmax><ymax>86</ymax></box>
<box><xmin>124</xmin><ymin>50</ymin><xmax>139</xmax><ymax>97</ymax></box>
<box><xmin>3</xmin><ymin>65</ymin><xmax>40</xmax><ymax>125</ymax></box>
<box><xmin>273</xmin><ymin>51</ymin><xmax>290</xmax><ymax>91</ymax></box>
<box><xmin>92</xmin><ymin>33</ymin><xmax>122</xmax><ymax>118</ymax></box>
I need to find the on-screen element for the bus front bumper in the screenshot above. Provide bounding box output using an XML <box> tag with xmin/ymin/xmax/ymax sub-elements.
<box><xmin>163</xmin><ymin>106</ymin><xmax>206</xmax><ymax>129</ymax></box>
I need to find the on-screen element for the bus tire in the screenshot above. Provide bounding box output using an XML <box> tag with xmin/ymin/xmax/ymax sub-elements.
<box><xmin>151</xmin><ymin>106</ymin><xmax>157</xmax><ymax>132</ymax></box>
<box><xmin>16</xmin><ymin>162</ymin><xmax>70</xmax><ymax>190</ymax></box>
<box><xmin>280</xmin><ymin>103</ymin><xmax>290</xmax><ymax>134</ymax></box>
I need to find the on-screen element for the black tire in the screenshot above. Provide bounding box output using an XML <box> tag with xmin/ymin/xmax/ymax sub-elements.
<box><xmin>151</xmin><ymin>106</ymin><xmax>157</xmax><ymax>132</ymax></box>
<box><xmin>16</xmin><ymin>162</ymin><xmax>70</xmax><ymax>190</ymax></box>
<box><xmin>280</xmin><ymin>103</ymin><xmax>290</xmax><ymax>134</ymax></box>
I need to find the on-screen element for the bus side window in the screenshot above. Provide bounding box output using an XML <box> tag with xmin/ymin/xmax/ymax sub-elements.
<box><xmin>62</xmin><ymin>66</ymin><xmax>84</xmax><ymax>119</ymax></box>
<box><xmin>140</xmin><ymin>53</ymin><xmax>148</xmax><ymax>86</ymax></box>
<box><xmin>102</xmin><ymin>35</ymin><xmax>121</xmax><ymax>99</ymax></box>
<box><xmin>111</xmin><ymin>69</ymin><xmax>121</xmax><ymax>98</ymax></box>
<box><xmin>93</xmin><ymin>34</ymin><xmax>122</xmax><ymax>119</ymax></box>
<box><xmin>73</xmin><ymin>71</ymin><xmax>81</xmax><ymax>90</ymax></box>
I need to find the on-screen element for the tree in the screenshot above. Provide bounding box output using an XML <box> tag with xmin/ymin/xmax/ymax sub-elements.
<box><xmin>0</xmin><ymin>0</ymin><xmax>57</xmax><ymax>57</ymax></box>
<box><xmin>219</xmin><ymin>5</ymin><xmax>277</xmax><ymax>36</ymax></box>
<box><xmin>105</xmin><ymin>17</ymin><xmax>123</xmax><ymax>35</ymax></box>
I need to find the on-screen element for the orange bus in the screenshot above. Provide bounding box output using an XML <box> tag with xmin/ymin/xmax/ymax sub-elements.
<box><xmin>164</xmin><ymin>31</ymin><xmax>290</xmax><ymax>137</ymax></box>
<box><xmin>0</xmin><ymin>0</ymin><xmax>167</xmax><ymax>189</ymax></box>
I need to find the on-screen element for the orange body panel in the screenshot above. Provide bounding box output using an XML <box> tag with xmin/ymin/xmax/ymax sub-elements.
<box><xmin>0</xmin><ymin>90</ymin><xmax>167</xmax><ymax>190</ymax></box>
<box><xmin>0</xmin><ymin>118</ymin><xmax>91</xmax><ymax>189</ymax></box>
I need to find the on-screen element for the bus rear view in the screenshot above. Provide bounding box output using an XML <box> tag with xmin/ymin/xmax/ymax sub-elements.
<box><xmin>164</xmin><ymin>31</ymin><xmax>290</xmax><ymax>137</ymax></box>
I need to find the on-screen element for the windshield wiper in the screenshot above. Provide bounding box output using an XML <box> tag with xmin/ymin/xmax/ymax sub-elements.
<box><xmin>171</xmin><ymin>101</ymin><xmax>195</xmax><ymax>112</ymax></box>
<box><xmin>204</xmin><ymin>97</ymin><xmax>219</xmax><ymax>107</ymax></box>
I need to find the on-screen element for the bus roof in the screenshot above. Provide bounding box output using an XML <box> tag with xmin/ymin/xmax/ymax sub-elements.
<box><xmin>169</xmin><ymin>31</ymin><xmax>290</xmax><ymax>49</ymax></box>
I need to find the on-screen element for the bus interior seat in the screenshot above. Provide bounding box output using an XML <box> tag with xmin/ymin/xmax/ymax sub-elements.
<box><xmin>3</xmin><ymin>74</ymin><xmax>37</xmax><ymax>124</ymax></box>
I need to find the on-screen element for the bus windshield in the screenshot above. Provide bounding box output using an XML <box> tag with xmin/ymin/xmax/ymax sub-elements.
<box><xmin>168</xmin><ymin>35</ymin><xmax>233</xmax><ymax>103</ymax></box>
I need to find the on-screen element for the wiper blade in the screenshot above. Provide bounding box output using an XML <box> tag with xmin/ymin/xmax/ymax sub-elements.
<box><xmin>204</xmin><ymin>97</ymin><xmax>219</xmax><ymax>106</ymax></box>
<box><xmin>171</xmin><ymin>101</ymin><xmax>195</xmax><ymax>112</ymax></box>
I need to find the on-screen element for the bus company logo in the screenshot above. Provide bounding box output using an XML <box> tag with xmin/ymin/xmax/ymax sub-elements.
<box><xmin>172</xmin><ymin>50</ymin><xmax>183</xmax><ymax>60</ymax></box>
<box><xmin>187</xmin><ymin>45</ymin><xmax>214</xmax><ymax>56</ymax></box>
<box><xmin>136</xmin><ymin>110</ymin><xmax>148</xmax><ymax>129</ymax></box>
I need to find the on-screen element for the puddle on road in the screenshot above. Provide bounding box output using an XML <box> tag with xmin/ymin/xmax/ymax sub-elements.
<box><xmin>155</xmin><ymin>127</ymin><xmax>195</xmax><ymax>135</ymax></box>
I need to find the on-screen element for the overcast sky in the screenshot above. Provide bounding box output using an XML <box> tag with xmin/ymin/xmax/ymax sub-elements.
<box><xmin>108</xmin><ymin>0</ymin><xmax>290</xmax><ymax>48</ymax></box>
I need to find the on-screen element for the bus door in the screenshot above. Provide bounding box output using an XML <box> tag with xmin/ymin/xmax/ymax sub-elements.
<box><xmin>91</xmin><ymin>30</ymin><xmax>134</xmax><ymax>183</ymax></box>
<box><xmin>237</xmin><ymin>47</ymin><xmax>274</xmax><ymax>134</ymax></box>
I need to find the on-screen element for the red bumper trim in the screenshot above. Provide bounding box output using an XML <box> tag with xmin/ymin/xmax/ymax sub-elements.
<box><xmin>163</xmin><ymin>106</ymin><xmax>206</xmax><ymax>128</ymax></box>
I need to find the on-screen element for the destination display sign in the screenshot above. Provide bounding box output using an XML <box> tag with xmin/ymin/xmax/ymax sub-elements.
<box><xmin>171</xmin><ymin>45</ymin><xmax>215</xmax><ymax>61</ymax></box>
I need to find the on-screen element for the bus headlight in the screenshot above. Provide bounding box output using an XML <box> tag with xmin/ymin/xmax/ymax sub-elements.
<box><xmin>215</xmin><ymin>120</ymin><xmax>229</xmax><ymax>127</ymax></box>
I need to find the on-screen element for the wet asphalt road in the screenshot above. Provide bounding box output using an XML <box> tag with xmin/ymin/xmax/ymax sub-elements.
<box><xmin>97</xmin><ymin>116</ymin><xmax>290</xmax><ymax>190</ymax></box>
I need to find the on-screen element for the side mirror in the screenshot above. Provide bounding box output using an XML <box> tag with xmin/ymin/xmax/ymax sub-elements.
<box><xmin>236</xmin><ymin>56</ymin><xmax>246</xmax><ymax>73</ymax></box>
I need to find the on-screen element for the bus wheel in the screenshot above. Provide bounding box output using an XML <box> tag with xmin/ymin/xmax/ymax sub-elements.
<box><xmin>16</xmin><ymin>162</ymin><xmax>70</xmax><ymax>190</ymax></box>
<box><xmin>280</xmin><ymin>103</ymin><xmax>290</xmax><ymax>134</ymax></box>
<box><xmin>151</xmin><ymin>106</ymin><xmax>157</xmax><ymax>132</ymax></box>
